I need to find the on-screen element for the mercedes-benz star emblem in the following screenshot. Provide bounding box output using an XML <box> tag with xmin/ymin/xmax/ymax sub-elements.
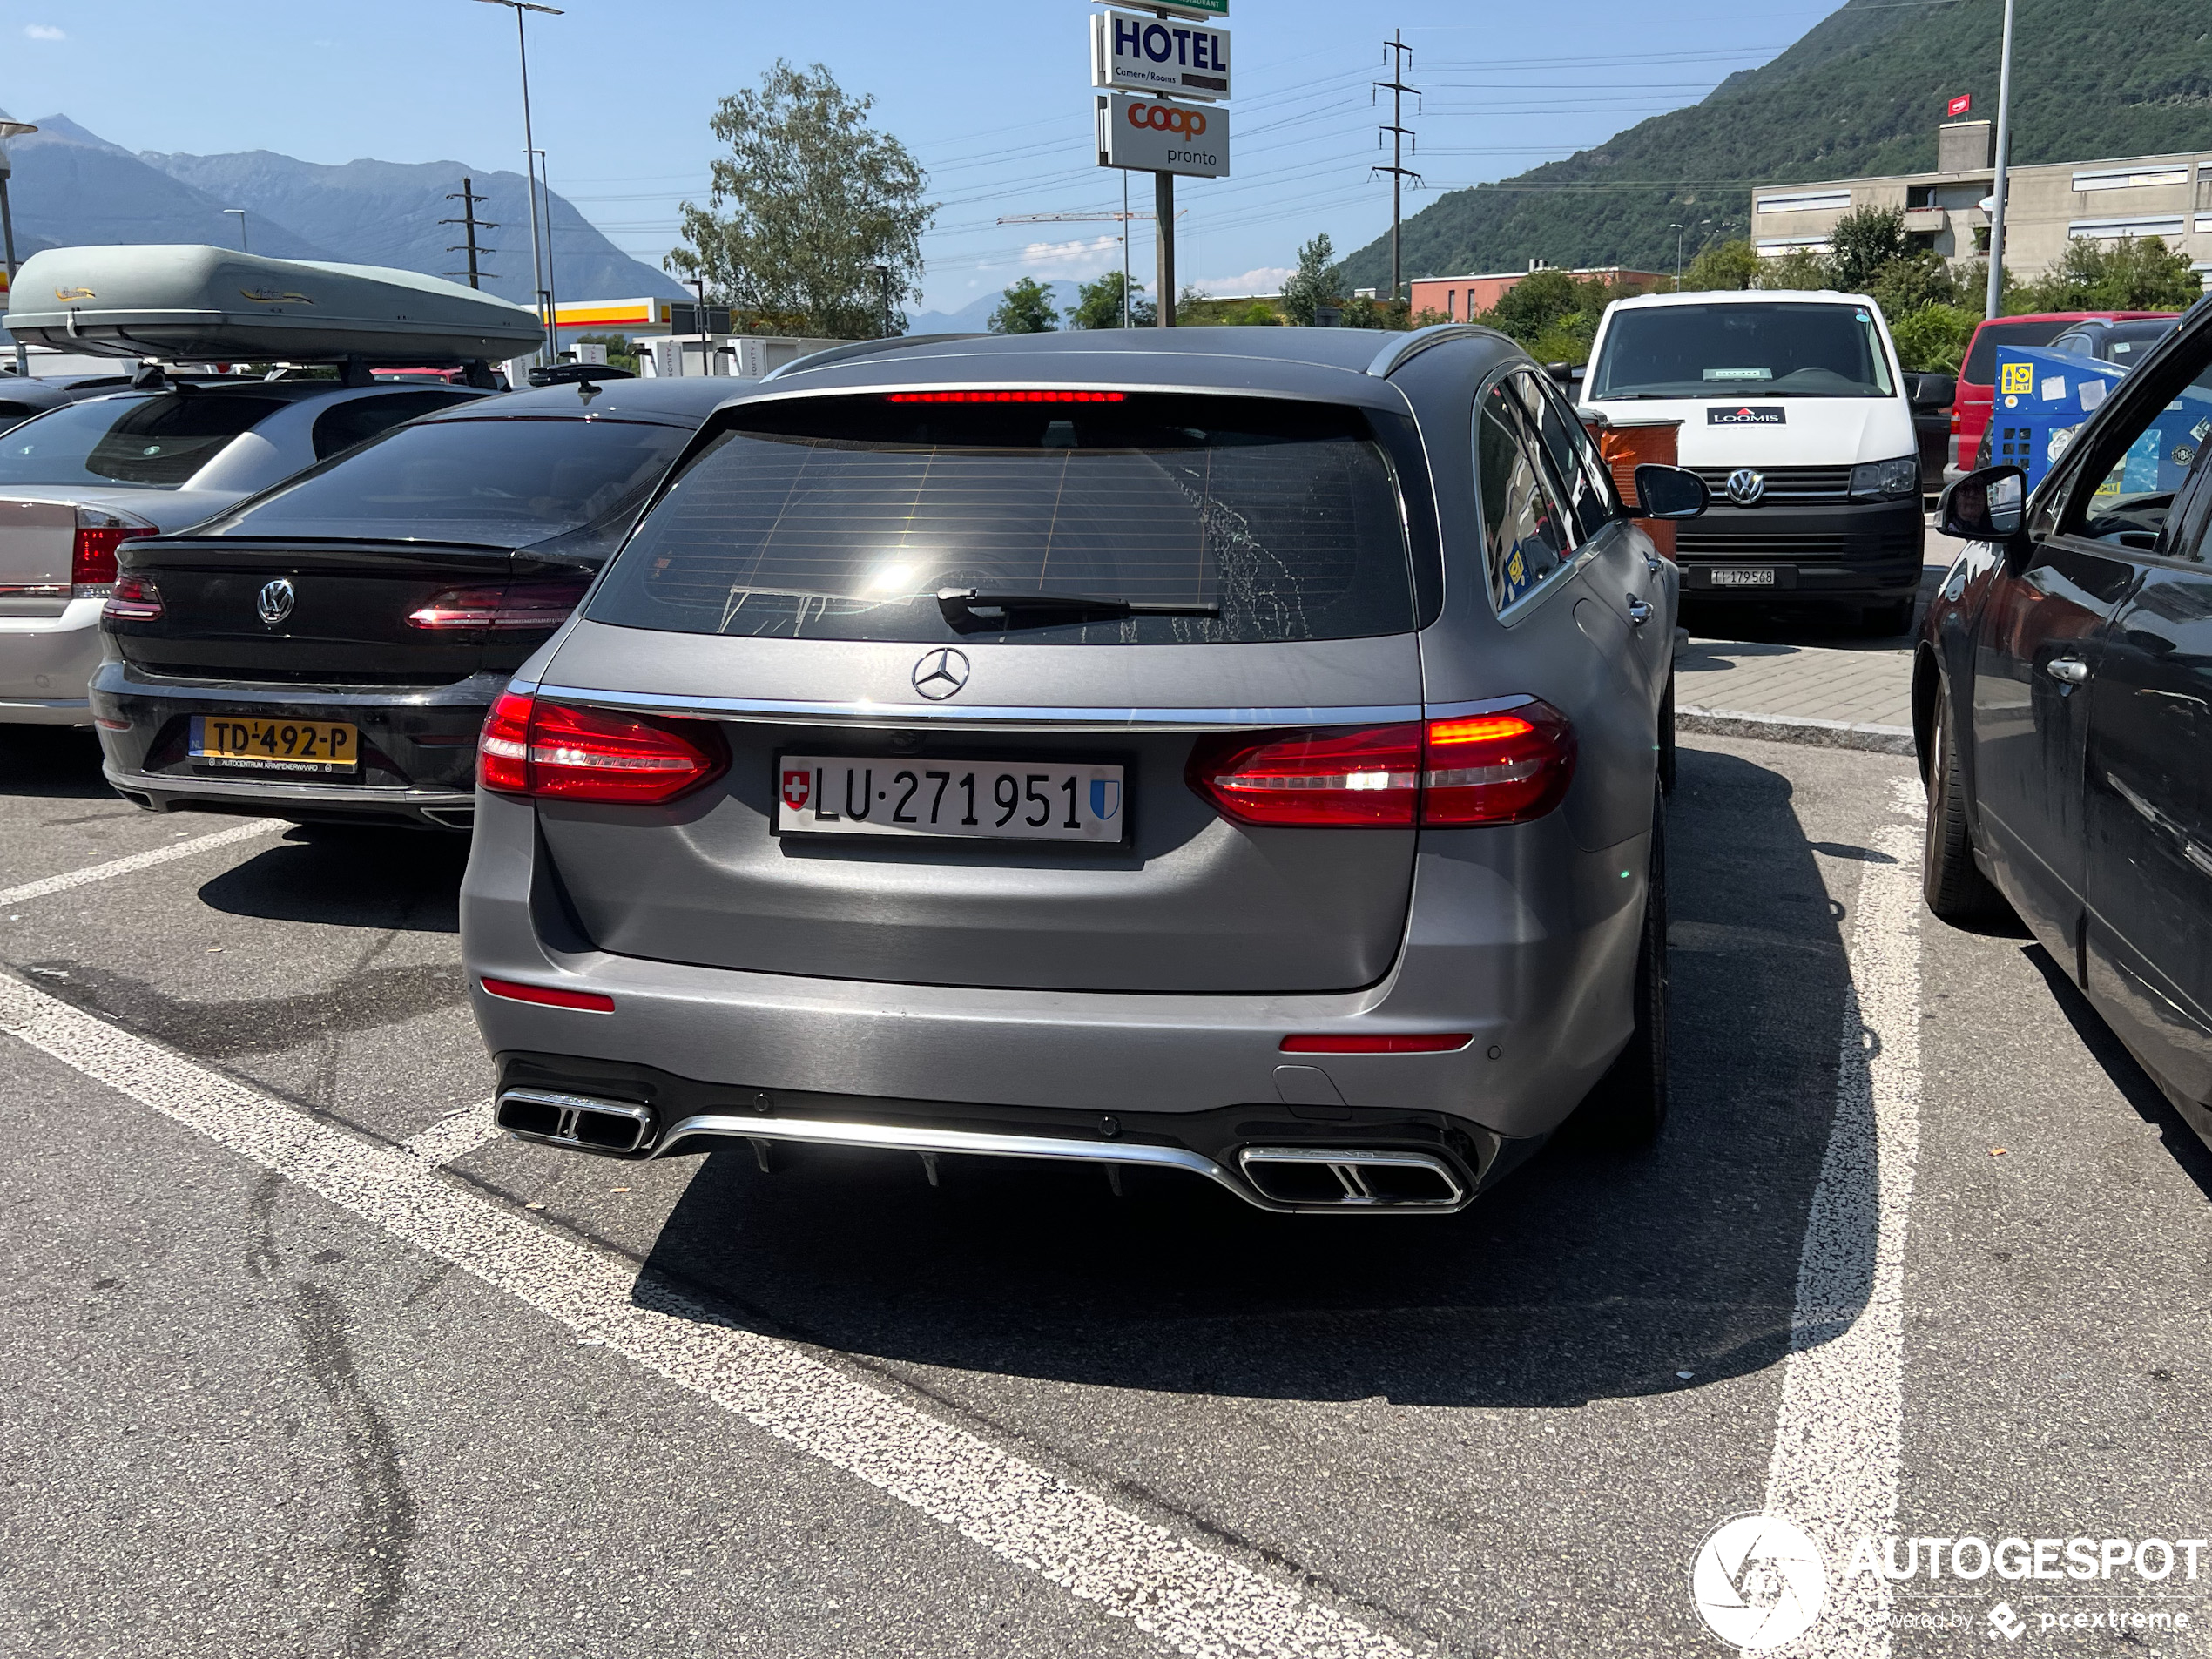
<box><xmin>256</xmin><ymin>577</ymin><xmax>296</xmax><ymax>626</ymax></box>
<box><xmin>912</xmin><ymin>647</ymin><xmax>970</xmax><ymax>700</ymax></box>
<box><xmin>1724</xmin><ymin>468</ymin><xmax>1767</xmax><ymax>508</ymax></box>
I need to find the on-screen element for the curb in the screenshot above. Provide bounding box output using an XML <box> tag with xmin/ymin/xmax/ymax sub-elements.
<box><xmin>1677</xmin><ymin>705</ymin><xmax>1916</xmax><ymax>757</ymax></box>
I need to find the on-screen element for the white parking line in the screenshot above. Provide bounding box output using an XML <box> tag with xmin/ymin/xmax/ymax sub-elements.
<box><xmin>0</xmin><ymin>970</ymin><xmax>1412</xmax><ymax>1659</ymax></box>
<box><xmin>1764</xmin><ymin>776</ymin><xmax>1926</xmax><ymax>1657</ymax></box>
<box><xmin>0</xmin><ymin>818</ymin><xmax>285</xmax><ymax>908</ymax></box>
<box><xmin>398</xmin><ymin>1101</ymin><xmax>502</xmax><ymax>1167</ymax></box>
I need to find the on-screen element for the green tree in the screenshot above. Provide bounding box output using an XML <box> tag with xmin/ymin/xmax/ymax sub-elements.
<box><xmin>1066</xmin><ymin>270</ymin><xmax>1153</xmax><ymax>328</ymax></box>
<box><xmin>988</xmin><ymin>276</ymin><xmax>1060</xmax><ymax>334</ymax></box>
<box><xmin>1889</xmin><ymin>303</ymin><xmax>1979</xmax><ymax>373</ymax></box>
<box><xmin>1280</xmin><ymin>233</ymin><xmax>1339</xmax><ymax>327</ymax></box>
<box><xmin>668</xmin><ymin>61</ymin><xmax>934</xmax><ymax>341</ymax></box>
<box><xmin>1867</xmin><ymin>252</ymin><xmax>1964</xmax><ymax>319</ymax></box>
<box><xmin>2018</xmin><ymin>235</ymin><xmax>2200</xmax><ymax>311</ymax></box>
<box><xmin>1487</xmin><ymin>269</ymin><xmax>1582</xmax><ymax>341</ymax></box>
<box><xmin>1681</xmin><ymin>239</ymin><xmax>1759</xmax><ymax>292</ymax></box>
<box><xmin>1824</xmin><ymin>206</ymin><xmax>1909</xmax><ymax>293</ymax></box>
<box><xmin>1754</xmin><ymin>249</ymin><xmax>1831</xmax><ymax>291</ymax></box>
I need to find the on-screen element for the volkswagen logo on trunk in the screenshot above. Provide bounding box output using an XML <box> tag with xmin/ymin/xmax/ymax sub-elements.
<box><xmin>1724</xmin><ymin>469</ymin><xmax>1767</xmax><ymax>507</ymax></box>
<box><xmin>255</xmin><ymin>578</ymin><xmax>296</xmax><ymax>626</ymax></box>
<box><xmin>912</xmin><ymin>647</ymin><xmax>969</xmax><ymax>700</ymax></box>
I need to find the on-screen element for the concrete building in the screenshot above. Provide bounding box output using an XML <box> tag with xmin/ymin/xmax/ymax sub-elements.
<box><xmin>1408</xmin><ymin>264</ymin><xmax>1669</xmax><ymax>322</ymax></box>
<box><xmin>1751</xmin><ymin>120</ymin><xmax>2212</xmax><ymax>281</ymax></box>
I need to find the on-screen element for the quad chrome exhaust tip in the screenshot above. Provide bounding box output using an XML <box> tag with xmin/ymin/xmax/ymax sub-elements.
<box><xmin>496</xmin><ymin>1089</ymin><xmax>656</xmax><ymax>1155</ymax></box>
<box><xmin>1236</xmin><ymin>1146</ymin><xmax>1466</xmax><ymax>1209</ymax></box>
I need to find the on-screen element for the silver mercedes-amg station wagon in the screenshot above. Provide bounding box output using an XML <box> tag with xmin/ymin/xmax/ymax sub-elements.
<box><xmin>460</xmin><ymin>326</ymin><xmax>1705</xmax><ymax>1214</ymax></box>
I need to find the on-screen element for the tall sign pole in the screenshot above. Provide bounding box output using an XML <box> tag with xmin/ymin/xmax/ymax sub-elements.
<box><xmin>1373</xmin><ymin>31</ymin><xmax>1420</xmax><ymax>307</ymax></box>
<box><xmin>1093</xmin><ymin>1</ymin><xmax>1230</xmax><ymax>330</ymax></box>
<box><xmin>1983</xmin><ymin>0</ymin><xmax>2016</xmax><ymax>322</ymax></box>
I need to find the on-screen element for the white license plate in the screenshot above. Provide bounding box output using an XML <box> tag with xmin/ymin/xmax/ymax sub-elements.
<box><xmin>777</xmin><ymin>755</ymin><xmax>1128</xmax><ymax>843</ymax></box>
<box><xmin>1709</xmin><ymin>566</ymin><xmax>1778</xmax><ymax>587</ymax></box>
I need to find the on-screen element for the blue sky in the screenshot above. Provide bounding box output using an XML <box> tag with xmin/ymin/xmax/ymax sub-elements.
<box><xmin>0</xmin><ymin>0</ymin><xmax>1849</xmax><ymax>314</ymax></box>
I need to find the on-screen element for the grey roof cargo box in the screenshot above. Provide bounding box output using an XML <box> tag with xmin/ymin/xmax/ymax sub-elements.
<box><xmin>1</xmin><ymin>245</ymin><xmax>545</xmax><ymax>363</ymax></box>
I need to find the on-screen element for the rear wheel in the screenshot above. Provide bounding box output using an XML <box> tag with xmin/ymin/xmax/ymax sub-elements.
<box><xmin>1582</xmin><ymin>786</ymin><xmax>1669</xmax><ymax>1147</ymax></box>
<box><xmin>1922</xmin><ymin>680</ymin><xmax>2011</xmax><ymax>924</ymax></box>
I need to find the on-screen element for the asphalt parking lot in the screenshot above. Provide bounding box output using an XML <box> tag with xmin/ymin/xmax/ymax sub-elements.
<box><xmin>1</xmin><ymin>722</ymin><xmax>2207</xmax><ymax>1658</ymax></box>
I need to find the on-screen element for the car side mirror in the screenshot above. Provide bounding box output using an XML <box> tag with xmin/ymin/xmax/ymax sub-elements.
<box><xmin>1939</xmin><ymin>465</ymin><xmax>2026</xmax><ymax>541</ymax></box>
<box><xmin>1545</xmin><ymin>361</ymin><xmax>1575</xmax><ymax>387</ymax></box>
<box><xmin>1909</xmin><ymin>373</ymin><xmax>1955</xmax><ymax>411</ymax></box>
<box><xmin>1632</xmin><ymin>463</ymin><xmax>1709</xmax><ymax>520</ymax></box>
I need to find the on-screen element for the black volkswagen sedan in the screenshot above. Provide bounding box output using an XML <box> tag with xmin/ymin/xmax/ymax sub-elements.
<box><xmin>1917</xmin><ymin>295</ymin><xmax>2212</xmax><ymax>1150</ymax></box>
<box><xmin>90</xmin><ymin>376</ymin><xmax>739</xmax><ymax>831</ymax></box>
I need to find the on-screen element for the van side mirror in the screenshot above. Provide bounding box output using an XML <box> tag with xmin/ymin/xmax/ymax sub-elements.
<box><xmin>1908</xmin><ymin>373</ymin><xmax>1955</xmax><ymax>411</ymax></box>
<box><xmin>1939</xmin><ymin>466</ymin><xmax>2026</xmax><ymax>541</ymax></box>
<box><xmin>1632</xmin><ymin>463</ymin><xmax>1709</xmax><ymax>520</ymax></box>
<box><xmin>1545</xmin><ymin>361</ymin><xmax>1575</xmax><ymax>387</ymax></box>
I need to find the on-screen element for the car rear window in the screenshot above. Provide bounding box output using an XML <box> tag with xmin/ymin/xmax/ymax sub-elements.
<box><xmin>309</xmin><ymin>389</ymin><xmax>478</xmax><ymax>461</ymax></box>
<box><xmin>1961</xmin><ymin>319</ymin><xmax>2070</xmax><ymax>385</ymax></box>
<box><xmin>0</xmin><ymin>391</ymin><xmax>288</xmax><ymax>488</ymax></box>
<box><xmin>196</xmin><ymin>415</ymin><xmax>694</xmax><ymax>548</ymax></box>
<box><xmin>584</xmin><ymin>393</ymin><xmax>1420</xmax><ymax>645</ymax></box>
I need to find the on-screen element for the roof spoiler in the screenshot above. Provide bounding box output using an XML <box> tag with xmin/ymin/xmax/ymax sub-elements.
<box><xmin>759</xmin><ymin>333</ymin><xmax>991</xmax><ymax>382</ymax></box>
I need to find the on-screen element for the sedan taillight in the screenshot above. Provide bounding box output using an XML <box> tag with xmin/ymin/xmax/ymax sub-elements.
<box><xmin>1187</xmin><ymin>703</ymin><xmax>1575</xmax><ymax>829</ymax></box>
<box><xmin>71</xmin><ymin>507</ymin><xmax>152</xmax><ymax>590</ymax></box>
<box><xmin>101</xmin><ymin>574</ymin><xmax>164</xmax><ymax>623</ymax></box>
<box><xmin>408</xmin><ymin>576</ymin><xmax>592</xmax><ymax>631</ymax></box>
<box><xmin>479</xmin><ymin>690</ymin><xmax>726</xmax><ymax>804</ymax></box>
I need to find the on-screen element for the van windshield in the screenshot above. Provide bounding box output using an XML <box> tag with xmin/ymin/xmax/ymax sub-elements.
<box><xmin>584</xmin><ymin>393</ymin><xmax>1419</xmax><ymax>645</ymax></box>
<box><xmin>1589</xmin><ymin>302</ymin><xmax>1897</xmax><ymax>400</ymax></box>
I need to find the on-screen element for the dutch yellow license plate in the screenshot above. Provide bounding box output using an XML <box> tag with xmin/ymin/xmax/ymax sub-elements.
<box><xmin>189</xmin><ymin>715</ymin><xmax>359</xmax><ymax>773</ymax></box>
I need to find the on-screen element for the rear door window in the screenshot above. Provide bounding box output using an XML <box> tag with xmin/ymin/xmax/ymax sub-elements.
<box><xmin>1477</xmin><ymin>379</ymin><xmax>1576</xmax><ymax>610</ymax></box>
<box><xmin>585</xmin><ymin>393</ymin><xmax>1420</xmax><ymax>645</ymax></box>
<box><xmin>0</xmin><ymin>392</ymin><xmax>288</xmax><ymax>488</ymax></box>
<box><xmin>1521</xmin><ymin>370</ymin><xmax>1618</xmax><ymax>540</ymax></box>
<box><xmin>310</xmin><ymin>390</ymin><xmax>477</xmax><ymax>461</ymax></box>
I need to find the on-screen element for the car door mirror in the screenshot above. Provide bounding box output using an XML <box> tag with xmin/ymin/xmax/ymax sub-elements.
<box><xmin>1939</xmin><ymin>465</ymin><xmax>2027</xmax><ymax>541</ymax></box>
<box><xmin>1631</xmin><ymin>463</ymin><xmax>1709</xmax><ymax>520</ymax></box>
<box><xmin>1908</xmin><ymin>373</ymin><xmax>1955</xmax><ymax>410</ymax></box>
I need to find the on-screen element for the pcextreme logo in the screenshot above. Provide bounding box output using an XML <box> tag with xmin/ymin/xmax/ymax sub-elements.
<box><xmin>1125</xmin><ymin>99</ymin><xmax>1208</xmax><ymax>137</ymax></box>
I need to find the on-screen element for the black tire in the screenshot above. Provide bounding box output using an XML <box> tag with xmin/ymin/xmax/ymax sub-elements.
<box><xmin>1657</xmin><ymin>671</ymin><xmax>1677</xmax><ymax>798</ymax></box>
<box><xmin>1922</xmin><ymin>681</ymin><xmax>2012</xmax><ymax>924</ymax></box>
<box><xmin>1865</xmin><ymin>597</ymin><xmax>1917</xmax><ymax>636</ymax></box>
<box><xmin>1582</xmin><ymin>787</ymin><xmax>1669</xmax><ymax>1148</ymax></box>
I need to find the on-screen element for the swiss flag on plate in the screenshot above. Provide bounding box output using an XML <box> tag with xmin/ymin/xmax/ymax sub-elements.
<box><xmin>1946</xmin><ymin>93</ymin><xmax>1973</xmax><ymax>117</ymax></box>
<box><xmin>780</xmin><ymin>767</ymin><xmax>812</xmax><ymax>810</ymax></box>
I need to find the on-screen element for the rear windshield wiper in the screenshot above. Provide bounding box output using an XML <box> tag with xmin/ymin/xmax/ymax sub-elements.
<box><xmin>935</xmin><ymin>586</ymin><xmax>1219</xmax><ymax>632</ymax></box>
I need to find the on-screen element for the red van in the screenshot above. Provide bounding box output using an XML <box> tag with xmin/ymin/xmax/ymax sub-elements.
<box><xmin>1947</xmin><ymin>311</ymin><xmax>2170</xmax><ymax>486</ymax></box>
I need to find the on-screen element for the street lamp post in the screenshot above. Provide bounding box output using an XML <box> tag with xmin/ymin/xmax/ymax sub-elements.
<box><xmin>1670</xmin><ymin>224</ymin><xmax>1685</xmax><ymax>292</ymax></box>
<box><xmin>1983</xmin><ymin>0</ymin><xmax>2017</xmax><ymax>321</ymax></box>
<box><xmin>473</xmin><ymin>0</ymin><xmax>563</xmax><ymax>366</ymax></box>
<box><xmin>0</xmin><ymin>118</ymin><xmax>36</xmax><ymax>378</ymax></box>
<box><xmin>223</xmin><ymin>208</ymin><xmax>250</xmax><ymax>253</ymax></box>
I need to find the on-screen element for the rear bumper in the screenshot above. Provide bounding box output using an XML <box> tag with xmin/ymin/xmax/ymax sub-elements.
<box><xmin>460</xmin><ymin>786</ymin><xmax>1651</xmax><ymax>1172</ymax></box>
<box><xmin>1675</xmin><ymin>496</ymin><xmax>1924</xmax><ymax>602</ymax></box>
<box><xmin>0</xmin><ymin>597</ymin><xmax>103</xmax><ymax>725</ymax></box>
<box><xmin>88</xmin><ymin>660</ymin><xmax>502</xmax><ymax>829</ymax></box>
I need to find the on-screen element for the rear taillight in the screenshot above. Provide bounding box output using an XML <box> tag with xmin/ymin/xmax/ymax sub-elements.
<box><xmin>101</xmin><ymin>574</ymin><xmax>164</xmax><ymax>623</ymax></box>
<box><xmin>1187</xmin><ymin>702</ymin><xmax>1575</xmax><ymax>829</ymax></box>
<box><xmin>70</xmin><ymin>508</ymin><xmax>150</xmax><ymax>590</ymax></box>
<box><xmin>478</xmin><ymin>689</ymin><xmax>726</xmax><ymax>804</ymax></box>
<box><xmin>408</xmin><ymin>576</ymin><xmax>591</xmax><ymax>631</ymax></box>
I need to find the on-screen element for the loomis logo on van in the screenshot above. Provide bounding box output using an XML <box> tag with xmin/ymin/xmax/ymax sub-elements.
<box><xmin>1709</xmin><ymin>406</ymin><xmax>1786</xmax><ymax>426</ymax></box>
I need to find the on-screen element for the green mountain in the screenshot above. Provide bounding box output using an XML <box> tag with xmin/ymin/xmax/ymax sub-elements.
<box><xmin>1337</xmin><ymin>0</ymin><xmax>2212</xmax><ymax>292</ymax></box>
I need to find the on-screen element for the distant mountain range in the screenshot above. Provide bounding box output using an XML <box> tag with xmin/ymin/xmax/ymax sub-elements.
<box><xmin>2</xmin><ymin>113</ymin><xmax>685</xmax><ymax>306</ymax></box>
<box><xmin>909</xmin><ymin>280</ymin><xmax>1082</xmax><ymax>335</ymax></box>
<box><xmin>1337</xmin><ymin>0</ymin><xmax>2212</xmax><ymax>291</ymax></box>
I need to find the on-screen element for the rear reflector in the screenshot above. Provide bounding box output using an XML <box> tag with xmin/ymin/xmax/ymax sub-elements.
<box><xmin>479</xmin><ymin>976</ymin><xmax>615</xmax><ymax>1013</ymax></box>
<box><xmin>1187</xmin><ymin>702</ymin><xmax>1575</xmax><ymax>829</ymax></box>
<box><xmin>1280</xmin><ymin>1034</ymin><xmax>1474</xmax><ymax>1055</ymax></box>
<box><xmin>101</xmin><ymin>574</ymin><xmax>164</xmax><ymax>624</ymax></box>
<box><xmin>408</xmin><ymin>576</ymin><xmax>592</xmax><ymax>631</ymax></box>
<box><xmin>886</xmin><ymin>390</ymin><xmax>1125</xmax><ymax>404</ymax></box>
<box><xmin>479</xmin><ymin>689</ymin><xmax>727</xmax><ymax>804</ymax></box>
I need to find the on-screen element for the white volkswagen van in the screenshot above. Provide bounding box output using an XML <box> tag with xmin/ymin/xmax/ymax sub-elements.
<box><xmin>1581</xmin><ymin>288</ymin><xmax>1923</xmax><ymax>632</ymax></box>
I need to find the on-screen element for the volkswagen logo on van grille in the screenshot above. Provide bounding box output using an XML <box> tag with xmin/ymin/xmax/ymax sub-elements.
<box><xmin>255</xmin><ymin>578</ymin><xmax>296</xmax><ymax>626</ymax></box>
<box><xmin>1724</xmin><ymin>469</ymin><xmax>1767</xmax><ymax>507</ymax></box>
<box><xmin>912</xmin><ymin>647</ymin><xmax>969</xmax><ymax>700</ymax></box>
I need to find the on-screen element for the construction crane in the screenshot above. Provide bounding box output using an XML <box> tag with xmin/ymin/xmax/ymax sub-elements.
<box><xmin>997</xmin><ymin>195</ymin><xmax>1177</xmax><ymax>328</ymax></box>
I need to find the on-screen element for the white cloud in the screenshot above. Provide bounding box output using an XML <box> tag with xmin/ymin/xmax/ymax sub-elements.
<box><xmin>23</xmin><ymin>23</ymin><xmax>65</xmax><ymax>39</ymax></box>
<box><xmin>1015</xmin><ymin>235</ymin><xmax>1123</xmax><ymax>279</ymax></box>
<box><xmin>1189</xmin><ymin>266</ymin><xmax>1295</xmax><ymax>298</ymax></box>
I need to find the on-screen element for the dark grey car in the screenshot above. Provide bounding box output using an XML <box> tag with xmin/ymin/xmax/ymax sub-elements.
<box><xmin>460</xmin><ymin>327</ymin><xmax>1699</xmax><ymax>1213</ymax></box>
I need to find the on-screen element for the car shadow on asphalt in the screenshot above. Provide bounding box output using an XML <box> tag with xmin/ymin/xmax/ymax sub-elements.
<box><xmin>0</xmin><ymin>727</ymin><xmax>116</xmax><ymax>800</ymax></box>
<box><xmin>631</xmin><ymin>745</ymin><xmax>1869</xmax><ymax>1409</ymax></box>
<box><xmin>2019</xmin><ymin>943</ymin><xmax>2212</xmax><ymax>1202</ymax></box>
<box><xmin>196</xmin><ymin>828</ymin><xmax>469</xmax><ymax>934</ymax></box>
